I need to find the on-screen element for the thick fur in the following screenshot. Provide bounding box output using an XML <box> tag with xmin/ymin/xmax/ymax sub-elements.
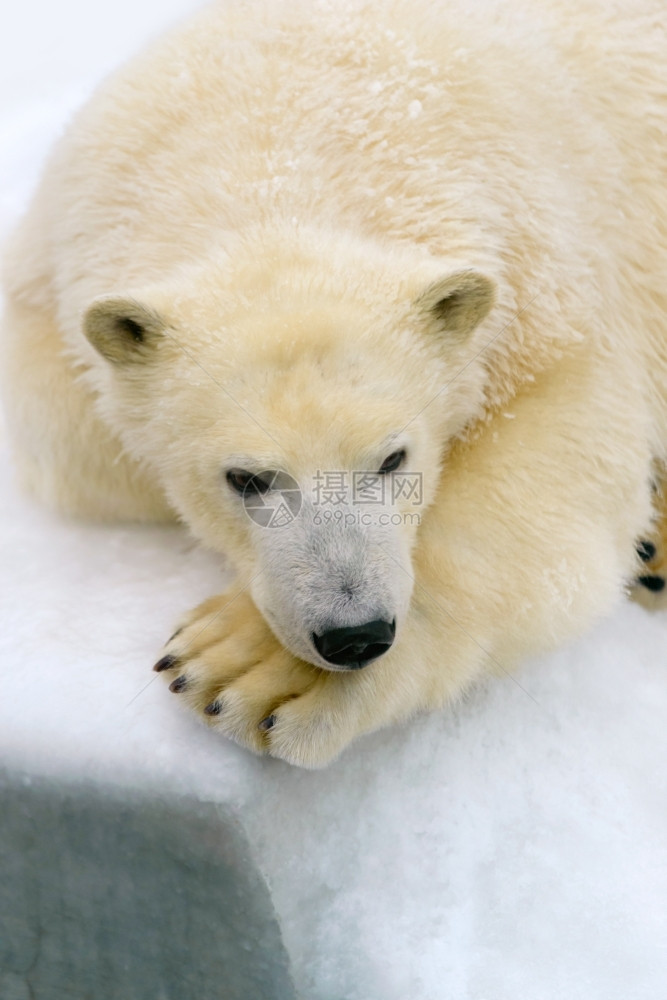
<box><xmin>1</xmin><ymin>0</ymin><xmax>666</xmax><ymax>766</ymax></box>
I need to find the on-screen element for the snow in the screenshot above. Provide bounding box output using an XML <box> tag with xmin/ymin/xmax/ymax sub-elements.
<box><xmin>1</xmin><ymin>3</ymin><xmax>667</xmax><ymax>998</ymax></box>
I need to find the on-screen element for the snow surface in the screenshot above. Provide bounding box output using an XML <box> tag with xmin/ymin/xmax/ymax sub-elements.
<box><xmin>1</xmin><ymin>3</ymin><xmax>667</xmax><ymax>997</ymax></box>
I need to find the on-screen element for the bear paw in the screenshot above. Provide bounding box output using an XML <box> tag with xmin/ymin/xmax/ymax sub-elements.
<box><xmin>154</xmin><ymin>589</ymin><xmax>356</xmax><ymax>767</ymax></box>
<box><xmin>632</xmin><ymin>538</ymin><xmax>666</xmax><ymax>609</ymax></box>
<box><xmin>630</xmin><ymin>473</ymin><xmax>667</xmax><ymax>609</ymax></box>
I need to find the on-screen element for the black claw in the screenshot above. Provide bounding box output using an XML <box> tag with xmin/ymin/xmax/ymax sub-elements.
<box><xmin>153</xmin><ymin>654</ymin><xmax>179</xmax><ymax>673</ymax></box>
<box><xmin>169</xmin><ymin>675</ymin><xmax>188</xmax><ymax>693</ymax></box>
<box><xmin>204</xmin><ymin>701</ymin><xmax>222</xmax><ymax>716</ymax></box>
<box><xmin>637</xmin><ymin>574</ymin><xmax>665</xmax><ymax>593</ymax></box>
<box><xmin>258</xmin><ymin>714</ymin><xmax>277</xmax><ymax>732</ymax></box>
<box><xmin>636</xmin><ymin>540</ymin><xmax>657</xmax><ymax>563</ymax></box>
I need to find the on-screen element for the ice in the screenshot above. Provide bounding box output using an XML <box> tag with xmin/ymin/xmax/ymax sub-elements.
<box><xmin>1</xmin><ymin>3</ymin><xmax>667</xmax><ymax>997</ymax></box>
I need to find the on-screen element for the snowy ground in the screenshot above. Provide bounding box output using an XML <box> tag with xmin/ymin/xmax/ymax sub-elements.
<box><xmin>1</xmin><ymin>3</ymin><xmax>667</xmax><ymax>998</ymax></box>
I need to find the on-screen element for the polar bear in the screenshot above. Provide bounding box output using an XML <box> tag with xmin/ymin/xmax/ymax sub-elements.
<box><xmin>1</xmin><ymin>0</ymin><xmax>666</xmax><ymax>766</ymax></box>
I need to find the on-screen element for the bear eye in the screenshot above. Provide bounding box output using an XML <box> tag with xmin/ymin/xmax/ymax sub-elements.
<box><xmin>226</xmin><ymin>469</ymin><xmax>271</xmax><ymax>496</ymax></box>
<box><xmin>378</xmin><ymin>449</ymin><xmax>406</xmax><ymax>475</ymax></box>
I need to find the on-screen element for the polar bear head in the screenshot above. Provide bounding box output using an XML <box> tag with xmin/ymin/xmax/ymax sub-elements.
<box><xmin>83</xmin><ymin>228</ymin><xmax>496</xmax><ymax>669</ymax></box>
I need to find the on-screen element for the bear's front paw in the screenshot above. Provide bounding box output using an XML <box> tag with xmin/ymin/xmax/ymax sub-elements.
<box><xmin>154</xmin><ymin>589</ymin><xmax>358</xmax><ymax>767</ymax></box>
<box><xmin>631</xmin><ymin>478</ymin><xmax>667</xmax><ymax>609</ymax></box>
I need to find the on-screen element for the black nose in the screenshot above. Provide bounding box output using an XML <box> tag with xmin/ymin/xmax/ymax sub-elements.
<box><xmin>312</xmin><ymin>619</ymin><xmax>396</xmax><ymax>669</ymax></box>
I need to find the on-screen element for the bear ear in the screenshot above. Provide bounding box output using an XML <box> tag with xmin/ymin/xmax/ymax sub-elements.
<box><xmin>83</xmin><ymin>296</ymin><xmax>165</xmax><ymax>364</ymax></box>
<box><xmin>415</xmin><ymin>269</ymin><xmax>496</xmax><ymax>340</ymax></box>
